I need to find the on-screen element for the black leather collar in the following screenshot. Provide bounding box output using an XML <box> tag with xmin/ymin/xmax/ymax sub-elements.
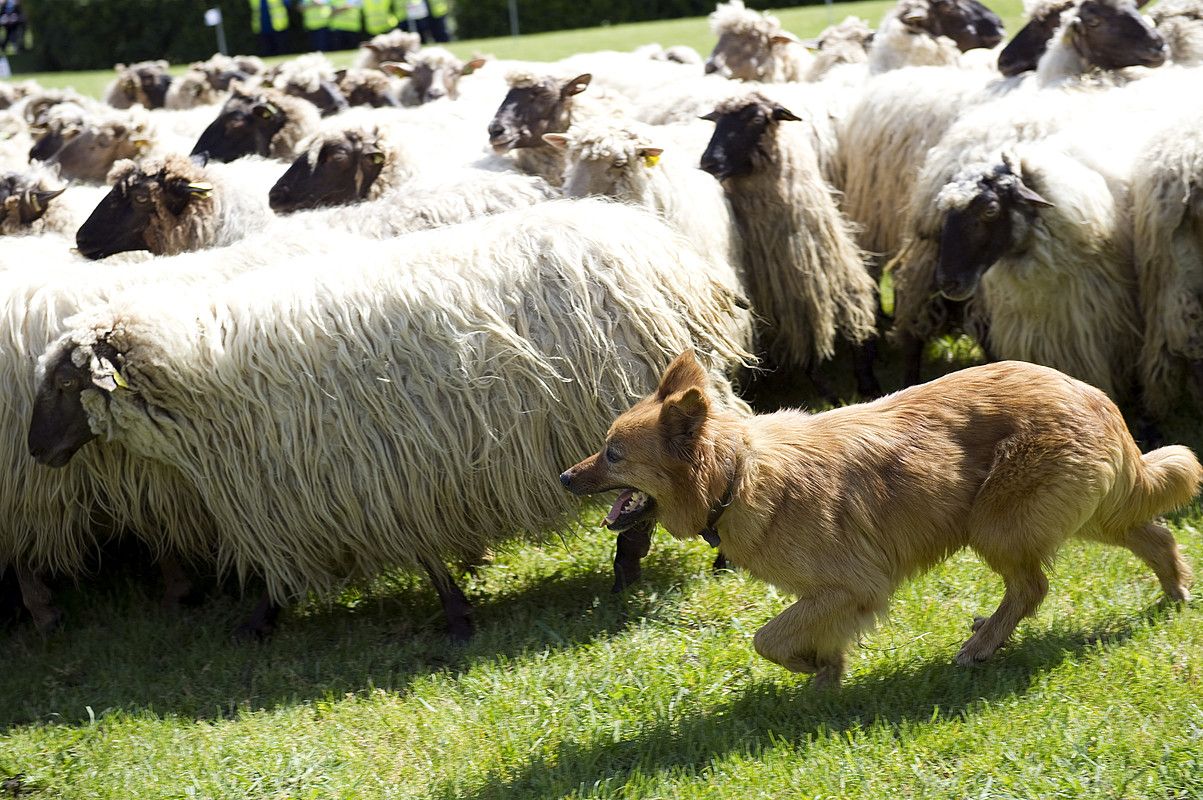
<box><xmin>697</xmin><ymin>462</ymin><xmax>737</xmax><ymax>548</ymax></box>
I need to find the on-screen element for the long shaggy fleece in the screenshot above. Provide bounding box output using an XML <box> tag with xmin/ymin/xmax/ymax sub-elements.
<box><xmin>49</xmin><ymin>200</ymin><xmax>754</xmax><ymax>601</ymax></box>
<box><xmin>868</xmin><ymin>0</ymin><xmax>965</xmax><ymax>73</ymax></box>
<box><xmin>948</xmin><ymin>145</ymin><xmax>1142</xmax><ymax>399</ymax></box>
<box><xmin>1134</xmin><ymin>107</ymin><xmax>1203</xmax><ymax>414</ymax></box>
<box><xmin>1151</xmin><ymin>0</ymin><xmax>1203</xmax><ymax>65</ymax></box>
<box><xmin>714</xmin><ymin>92</ymin><xmax>877</xmax><ymax>369</ymax></box>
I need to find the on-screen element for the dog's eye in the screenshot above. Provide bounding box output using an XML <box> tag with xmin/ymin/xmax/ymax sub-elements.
<box><xmin>605</xmin><ymin>445</ymin><xmax>622</xmax><ymax>464</ymax></box>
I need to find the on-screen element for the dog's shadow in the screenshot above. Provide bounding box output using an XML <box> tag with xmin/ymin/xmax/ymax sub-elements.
<box><xmin>436</xmin><ymin>604</ymin><xmax>1171</xmax><ymax>800</ymax></box>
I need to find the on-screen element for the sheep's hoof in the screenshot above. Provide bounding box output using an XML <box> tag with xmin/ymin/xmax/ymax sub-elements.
<box><xmin>611</xmin><ymin>563</ymin><xmax>642</xmax><ymax>593</ymax></box>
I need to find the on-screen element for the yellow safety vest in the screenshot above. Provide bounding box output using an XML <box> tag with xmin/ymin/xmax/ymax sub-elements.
<box><xmin>328</xmin><ymin>0</ymin><xmax>364</xmax><ymax>31</ymax></box>
<box><xmin>301</xmin><ymin>0</ymin><xmax>331</xmax><ymax>30</ymax></box>
<box><xmin>394</xmin><ymin>0</ymin><xmax>447</xmax><ymax>21</ymax></box>
<box><xmin>249</xmin><ymin>0</ymin><xmax>290</xmax><ymax>33</ymax></box>
<box><xmin>362</xmin><ymin>0</ymin><xmax>397</xmax><ymax>33</ymax></box>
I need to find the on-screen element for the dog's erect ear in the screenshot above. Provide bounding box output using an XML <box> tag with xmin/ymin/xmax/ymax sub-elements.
<box><xmin>659</xmin><ymin>387</ymin><xmax>710</xmax><ymax>456</ymax></box>
<box><xmin>655</xmin><ymin>350</ymin><xmax>707</xmax><ymax>401</ymax></box>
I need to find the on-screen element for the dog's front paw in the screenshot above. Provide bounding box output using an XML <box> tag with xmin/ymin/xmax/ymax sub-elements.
<box><xmin>955</xmin><ymin>636</ymin><xmax>996</xmax><ymax>667</ymax></box>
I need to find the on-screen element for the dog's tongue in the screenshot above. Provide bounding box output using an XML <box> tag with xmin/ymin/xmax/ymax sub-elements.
<box><xmin>604</xmin><ymin>489</ymin><xmax>635</xmax><ymax>526</ymax></box>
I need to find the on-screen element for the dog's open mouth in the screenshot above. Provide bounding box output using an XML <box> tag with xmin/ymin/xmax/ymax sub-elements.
<box><xmin>603</xmin><ymin>488</ymin><xmax>657</xmax><ymax>531</ymax></box>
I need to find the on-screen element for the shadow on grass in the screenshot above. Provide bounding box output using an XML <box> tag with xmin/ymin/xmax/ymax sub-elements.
<box><xmin>0</xmin><ymin>540</ymin><xmax>701</xmax><ymax>731</ymax></box>
<box><xmin>436</xmin><ymin>604</ymin><xmax>1176</xmax><ymax>800</ymax></box>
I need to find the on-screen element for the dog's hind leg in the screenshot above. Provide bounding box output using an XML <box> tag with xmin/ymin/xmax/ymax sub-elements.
<box><xmin>753</xmin><ymin>589</ymin><xmax>881</xmax><ymax>689</ymax></box>
<box><xmin>956</xmin><ymin>554</ymin><xmax>1048</xmax><ymax>666</ymax></box>
<box><xmin>612</xmin><ymin>522</ymin><xmax>653</xmax><ymax>593</ymax></box>
<box><xmin>1108</xmin><ymin>522</ymin><xmax>1192</xmax><ymax>602</ymax></box>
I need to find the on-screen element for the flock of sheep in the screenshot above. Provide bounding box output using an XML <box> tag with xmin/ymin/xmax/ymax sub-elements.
<box><xmin>0</xmin><ymin>0</ymin><xmax>1202</xmax><ymax>638</ymax></box>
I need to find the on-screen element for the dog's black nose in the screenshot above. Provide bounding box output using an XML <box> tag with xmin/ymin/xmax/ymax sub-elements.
<box><xmin>559</xmin><ymin>471</ymin><xmax>573</xmax><ymax>488</ymax></box>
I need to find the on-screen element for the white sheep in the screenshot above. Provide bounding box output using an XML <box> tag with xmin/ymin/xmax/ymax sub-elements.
<box><xmin>1151</xmin><ymin>0</ymin><xmax>1203</xmax><ymax>65</ymax></box>
<box><xmin>32</xmin><ymin>199</ymin><xmax>755</xmax><ymax>636</ymax></box>
<box><xmin>704</xmin><ymin>0</ymin><xmax>814</xmax><ymax>81</ymax></box>
<box><xmin>354</xmin><ymin>29</ymin><xmax>422</xmax><ymax>70</ymax></box>
<box><xmin>75</xmin><ymin>154</ymin><xmax>278</xmax><ymax>259</ymax></box>
<box><xmin>545</xmin><ymin>120</ymin><xmax>740</xmax><ymax>278</ymax></box>
<box><xmin>1133</xmin><ymin>106</ymin><xmax>1203</xmax><ymax>415</ymax></box>
<box><xmin>932</xmin><ymin>144</ymin><xmax>1142</xmax><ymax>401</ymax></box>
<box><xmin>804</xmin><ymin>16</ymin><xmax>875</xmax><ymax>80</ymax></box>
<box><xmin>700</xmin><ymin>91</ymin><xmax>878</xmax><ymax>392</ymax></box>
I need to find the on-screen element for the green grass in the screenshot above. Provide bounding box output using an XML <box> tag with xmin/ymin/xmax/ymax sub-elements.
<box><xmin>10</xmin><ymin>0</ymin><xmax>1028</xmax><ymax>98</ymax></box>
<box><xmin>3</xmin><ymin>3</ymin><xmax>1202</xmax><ymax>797</ymax></box>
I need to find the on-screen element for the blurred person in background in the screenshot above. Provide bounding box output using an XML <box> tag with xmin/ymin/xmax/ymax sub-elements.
<box><xmin>329</xmin><ymin>0</ymin><xmax>364</xmax><ymax>49</ymax></box>
<box><xmin>395</xmin><ymin>0</ymin><xmax>449</xmax><ymax>42</ymax></box>
<box><xmin>363</xmin><ymin>0</ymin><xmax>398</xmax><ymax>35</ymax></box>
<box><xmin>1</xmin><ymin>0</ymin><xmax>25</xmax><ymax>54</ymax></box>
<box><xmin>300</xmin><ymin>0</ymin><xmax>333</xmax><ymax>50</ymax></box>
<box><xmin>250</xmin><ymin>0</ymin><xmax>291</xmax><ymax>55</ymax></box>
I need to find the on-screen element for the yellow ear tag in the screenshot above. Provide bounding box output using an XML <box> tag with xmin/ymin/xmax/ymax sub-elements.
<box><xmin>643</xmin><ymin>153</ymin><xmax>660</xmax><ymax>168</ymax></box>
<box><xmin>187</xmin><ymin>181</ymin><xmax>214</xmax><ymax>198</ymax></box>
<box><xmin>112</xmin><ymin>369</ymin><xmax>129</xmax><ymax>389</ymax></box>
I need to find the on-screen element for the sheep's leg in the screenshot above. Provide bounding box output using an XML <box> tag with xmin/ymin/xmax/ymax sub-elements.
<box><xmin>805</xmin><ymin>368</ymin><xmax>840</xmax><ymax>406</ymax></box>
<box><xmin>421</xmin><ymin>559</ymin><xmax>474</xmax><ymax>642</ymax></box>
<box><xmin>158</xmin><ymin>552</ymin><xmax>194</xmax><ymax>611</ymax></box>
<box><xmin>233</xmin><ymin>592</ymin><xmax>280</xmax><ymax>641</ymax></box>
<box><xmin>16</xmin><ymin>568</ymin><xmax>61</xmax><ymax>633</ymax></box>
<box><xmin>612</xmin><ymin>521</ymin><xmax>653</xmax><ymax>593</ymax></box>
<box><xmin>852</xmin><ymin>339</ymin><xmax>881</xmax><ymax>398</ymax></box>
<box><xmin>899</xmin><ymin>332</ymin><xmax>924</xmax><ymax>387</ymax></box>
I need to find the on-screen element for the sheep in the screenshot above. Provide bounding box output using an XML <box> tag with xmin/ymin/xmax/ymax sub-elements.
<box><xmin>886</xmin><ymin>67</ymin><xmax>1190</xmax><ymax>384</ymax></box>
<box><xmin>354</xmin><ymin>29</ymin><xmax>422</xmax><ymax>70</ymax></box>
<box><xmin>1151</xmin><ymin>0</ymin><xmax>1203</xmax><ymax>65</ymax></box>
<box><xmin>380</xmin><ymin>47</ymin><xmax>487</xmax><ymax>106</ymax></box>
<box><xmin>29</xmin><ymin>199</ymin><xmax>755</xmax><ymax>638</ymax></box>
<box><xmin>34</xmin><ymin>109</ymin><xmax>153</xmax><ymax>183</ymax></box>
<box><xmin>261</xmin><ymin>52</ymin><xmax>349</xmax><ymax>117</ymax></box>
<box><xmin>1</xmin><ymin>110</ymin><xmax>33</xmax><ymax>170</ymax></box>
<box><xmin>868</xmin><ymin>0</ymin><xmax>1005</xmax><ymax>74</ymax></box>
<box><xmin>334</xmin><ymin>67</ymin><xmax>402</xmax><ymax>107</ymax></box>
<box><xmin>1035</xmin><ymin>0</ymin><xmax>1168</xmax><ymax>85</ymax></box>
<box><xmin>803</xmin><ymin>16</ymin><xmax>876</xmax><ymax>80</ymax></box>
<box><xmin>704</xmin><ymin>0</ymin><xmax>814</xmax><ymax>81</ymax></box>
<box><xmin>633</xmin><ymin>43</ymin><xmax>705</xmax><ymax>65</ymax></box>
<box><xmin>998</xmin><ymin>0</ymin><xmax>1075</xmax><ymax>76</ymax></box>
<box><xmin>75</xmin><ymin>154</ymin><xmax>277</xmax><ymax>259</ymax></box>
<box><xmin>0</xmin><ymin>168</ymin><xmax>108</xmax><ymax>237</ymax></box>
<box><xmin>103</xmin><ymin>61</ymin><xmax>174</xmax><ymax>110</ymax></box>
<box><xmin>545</xmin><ymin>120</ymin><xmax>739</xmax><ymax>277</ymax></box>
<box><xmin>191</xmin><ymin>84</ymin><xmax>321</xmax><ymax>162</ymax></box>
<box><xmin>487</xmin><ymin>71</ymin><xmax>601</xmax><ymax>186</ymax></box>
<box><xmin>0</xmin><ymin>79</ymin><xmax>40</xmax><ymax>110</ymax></box>
<box><xmin>930</xmin><ymin>145</ymin><xmax>1141</xmax><ymax>401</ymax></box>
<box><xmin>165</xmin><ymin>69</ymin><xmax>224</xmax><ymax>110</ymax></box>
<box><xmin>699</xmin><ymin>91</ymin><xmax>879</xmax><ymax>396</ymax></box>
<box><xmin>193</xmin><ymin>52</ymin><xmax>267</xmax><ymax>87</ymax></box>
<box><xmin>268</xmin><ymin>125</ymin><xmax>548</xmax><ymax>216</ymax></box>
<box><xmin>1133</xmin><ymin>107</ymin><xmax>1203</xmax><ymax>416</ymax></box>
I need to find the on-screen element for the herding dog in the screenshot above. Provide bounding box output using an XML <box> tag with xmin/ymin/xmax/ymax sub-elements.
<box><xmin>561</xmin><ymin>352</ymin><xmax>1200</xmax><ymax>688</ymax></box>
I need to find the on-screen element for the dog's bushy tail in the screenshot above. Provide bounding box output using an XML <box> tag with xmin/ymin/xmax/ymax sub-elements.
<box><xmin>1136</xmin><ymin>445</ymin><xmax>1203</xmax><ymax>520</ymax></box>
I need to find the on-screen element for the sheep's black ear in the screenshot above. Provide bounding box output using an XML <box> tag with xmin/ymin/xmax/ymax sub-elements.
<box><xmin>18</xmin><ymin>186</ymin><xmax>66</xmax><ymax>224</ymax></box>
<box><xmin>334</xmin><ymin>68</ymin><xmax>348</xmax><ymax>82</ymax></box>
<box><xmin>562</xmin><ymin>74</ymin><xmax>592</xmax><ymax>98</ymax></box>
<box><xmin>772</xmin><ymin>105</ymin><xmax>801</xmax><ymax>122</ymax></box>
<box><xmin>698</xmin><ymin>110</ymin><xmax>721</xmax><ymax>122</ymax></box>
<box><xmin>190</xmin><ymin>152</ymin><xmax>210</xmax><ymax>167</ymax></box>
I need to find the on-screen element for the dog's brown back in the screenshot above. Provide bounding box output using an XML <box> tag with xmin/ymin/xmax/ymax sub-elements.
<box><xmin>562</xmin><ymin>354</ymin><xmax>1200</xmax><ymax>686</ymax></box>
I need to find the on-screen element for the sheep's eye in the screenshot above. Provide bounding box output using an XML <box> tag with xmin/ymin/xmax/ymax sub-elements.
<box><xmin>982</xmin><ymin>201</ymin><xmax>1000</xmax><ymax>220</ymax></box>
<box><xmin>1084</xmin><ymin>14</ymin><xmax>1102</xmax><ymax>27</ymax></box>
<box><xmin>59</xmin><ymin>376</ymin><xmax>77</xmax><ymax>391</ymax></box>
<box><xmin>611</xmin><ymin>160</ymin><xmax>627</xmax><ymax>169</ymax></box>
<box><xmin>367</xmin><ymin>152</ymin><xmax>386</xmax><ymax>165</ymax></box>
<box><xmin>605</xmin><ymin>444</ymin><xmax>622</xmax><ymax>464</ymax></box>
<box><xmin>132</xmin><ymin>191</ymin><xmax>152</xmax><ymax>206</ymax></box>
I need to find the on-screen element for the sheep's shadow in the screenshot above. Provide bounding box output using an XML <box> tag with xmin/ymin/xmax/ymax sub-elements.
<box><xmin>434</xmin><ymin>605</ymin><xmax>1171</xmax><ymax>800</ymax></box>
<box><xmin>0</xmin><ymin>539</ymin><xmax>703</xmax><ymax>731</ymax></box>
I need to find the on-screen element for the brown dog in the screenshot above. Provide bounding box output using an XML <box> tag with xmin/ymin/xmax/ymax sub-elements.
<box><xmin>561</xmin><ymin>352</ymin><xmax>1200</xmax><ymax>687</ymax></box>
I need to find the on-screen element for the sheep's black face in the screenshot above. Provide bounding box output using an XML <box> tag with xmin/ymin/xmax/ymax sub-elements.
<box><xmin>47</xmin><ymin>125</ymin><xmax>142</xmax><ymax>183</ymax></box>
<box><xmin>488</xmin><ymin>75</ymin><xmax>590</xmax><ymax>152</ymax></box>
<box><xmin>0</xmin><ymin>174</ymin><xmax>66</xmax><ymax>227</ymax></box>
<box><xmin>927</xmin><ymin>0</ymin><xmax>1006</xmax><ymax>51</ymax></box>
<box><xmin>1075</xmin><ymin>0</ymin><xmax>1167</xmax><ymax>69</ymax></box>
<box><xmin>28</xmin><ymin>347</ymin><xmax>98</xmax><ymax>469</ymax></box>
<box><xmin>76</xmin><ymin>179</ymin><xmax>157</xmax><ymax>259</ymax></box>
<box><xmin>29</xmin><ymin>128</ymin><xmax>68</xmax><ymax>162</ymax></box>
<box><xmin>700</xmin><ymin>102</ymin><xmax>797</xmax><ymax>181</ymax></box>
<box><xmin>192</xmin><ymin>95</ymin><xmax>286</xmax><ymax>162</ymax></box>
<box><xmin>937</xmin><ymin>188</ymin><xmax>1015</xmax><ymax>301</ymax></box>
<box><xmin>286</xmin><ymin>80</ymin><xmax>348</xmax><ymax>117</ymax></box>
<box><xmin>137</xmin><ymin>69</ymin><xmax>173</xmax><ymax>109</ymax></box>
<box><xmin>270</xmin><ymin>139</ymin><xmax>386</xmax><ymax>212</ymax></box>
<box><xmin>997</xmin><ymin>2</ymin><xmax>1071</xmax><ymax>75</ymax></box>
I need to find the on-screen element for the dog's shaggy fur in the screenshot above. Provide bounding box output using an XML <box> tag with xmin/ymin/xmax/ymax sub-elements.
<box><xmin>562</xmin><ymin>353</ymin><xmax>1200</xmax><ymax>687</ymax></box>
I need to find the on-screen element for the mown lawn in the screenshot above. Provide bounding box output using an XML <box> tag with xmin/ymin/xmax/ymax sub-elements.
<box><xmin>5</xmin><ymin>3</ymin><xmax>1203</xmax><ymax>798</ymax></box>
